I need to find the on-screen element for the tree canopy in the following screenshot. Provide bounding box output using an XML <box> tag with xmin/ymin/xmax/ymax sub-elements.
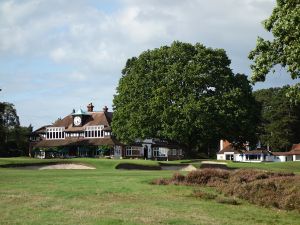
<box><xmin>249</xmin><ymin>0</ymin><xmax>300</xmax><ymax>82</ymax></box>
<box><xmin>254</xmin><ymin>86</ymin><xmax>300</xmax><ymax>151</ymax></box>
<box><xmin>0</xmin><ymin>102</ymin><xmax>31</xmax><ymax>157</ymax></box>
<box><xmin>112</xmin><ymin>41</ymin><xmax>259</xmax><ymax>152</ymax></box>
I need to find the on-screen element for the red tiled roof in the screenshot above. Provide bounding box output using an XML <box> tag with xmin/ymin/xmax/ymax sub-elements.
<box><xmin>289</xmin><ymin>149</ymin><xmax>300</xmax><ymax>155</ymax></box>
<box><xmin>33</xmin><ymin>137</ymin><xmax>123</xmax><ymax>147</ymax></box>
<box><xmin>291</xmin><ymin>144</ymin><xmax>300</xmax><ymax>151</ymax></box>
<box><xmin>218</xmin><ymin>144</ymin><xmax>243</xmax><ymax>154</ymax></box>
<box><xmin>272</xmin><ymin>144</ymin><xmax>300</xmax><ymax>156</ymax></box>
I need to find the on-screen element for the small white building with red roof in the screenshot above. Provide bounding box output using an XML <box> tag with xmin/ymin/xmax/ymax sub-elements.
<box><xmin>218</xmin><ymin>140</ymin><xmax>300</xmax><ymax>162</ymax></box>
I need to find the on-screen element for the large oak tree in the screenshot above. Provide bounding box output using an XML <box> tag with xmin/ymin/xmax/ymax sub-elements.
<box><xmin>112</xmin><ymin>41</ymin><xmax>259</xmax><ymax>152</ymax></box>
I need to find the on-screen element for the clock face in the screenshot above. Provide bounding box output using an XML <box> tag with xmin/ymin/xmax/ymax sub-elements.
<box><xmin>74</xmin><ymin>116</ymin><xmax>82</xmax><ymax>126</ymax></box>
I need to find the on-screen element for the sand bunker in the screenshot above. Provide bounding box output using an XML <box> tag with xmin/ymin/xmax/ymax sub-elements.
<box><xmin>39</xmin><ymin>164</ymin><xmax>95</xmax><ymax>170</ymax></box>
<box><xmin>116</xmin><ymin>163</ymin><xmax>197</xmax><ymax>171</ymax></box>
<box><xmin>180</xmin><ymin>165</ymin><xmax>197</xmax><ymax>171</ymax></box>
<box><xmin>201</xmin><ymin>161</ymin><xmax>227</xmax><ymax>165</ymax></box>
<box><xmin>10</xmin><ymin>163</ymin><xmax>95</xmax><ymax>170</ymax></box>
<box><xmin>200</xmin><ymin>161</ymin><xmax>229</xmax><ymax>170</ymax></box>
<box><xmin>115</xmin><ymin>163</ymin><xmax>161</xmax><ymax>170</ymax></box>
<box><xmin>161</xmin><ymin>165</ymin><xmax>197</xmax><ymax>171</ymax></box>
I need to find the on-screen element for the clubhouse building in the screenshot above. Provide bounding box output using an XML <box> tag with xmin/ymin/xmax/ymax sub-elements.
<box><xmin>217</xmin><ymin>140</ymin><xmax>300</xmax><ymax>162</ymax></box>
<box><xmin>30</xmin><ymin>103</ymin><xmax>183</xmax><ymax>160</ymax></box>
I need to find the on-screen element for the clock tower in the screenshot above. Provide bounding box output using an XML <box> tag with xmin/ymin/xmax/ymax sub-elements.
<box><xmin>72</xmin><ymin>109</ymin><xmax>88</xmax><ymax>127</ymax></box>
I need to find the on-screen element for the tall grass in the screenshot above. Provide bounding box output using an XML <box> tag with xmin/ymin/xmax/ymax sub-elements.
<box><xmin>153</xmin><ymin>168</ymin><xmax>300</xmax><ymax>211</ymax></box>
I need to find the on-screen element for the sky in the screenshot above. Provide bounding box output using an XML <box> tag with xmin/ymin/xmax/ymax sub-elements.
<box><xmin>0</xmin><ymin>0</ymin><xmax>298</xmax><ymax>129</ymax></box>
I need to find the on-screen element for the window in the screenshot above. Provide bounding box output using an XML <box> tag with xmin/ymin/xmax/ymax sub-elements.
<box><xmin>245</xmin><ymin>154</ymin><xmax>261</xmax><ymax>161</ymax></box>
<box><xmin>115</xmin><ymin>146</ymin><xmax>121</xmax><ymax>156</ymax></box>
<box><xmin>226</xmin><ymin>154</ymin><xmax>234</xmax><ymax>160</ymax></box>
<box><xmin>84</xmin><ymin>126</ymin><xmax>104</xmax><ymax>138</ymax></box>
<box><xmin>159</xmin><ymin>148</ymin><xmax>169</xmax><ymax>157</ymax></box>
<box><xmin>153</xmin><ymin>147</ymin><xmax>168</xmax><ymax>157</ymax></box>
<box><xmin>46</xmin><ymin>127</ymin><xmax>65</xmax><ymax>140</ymax></box>
<box><xmin>178</xmin><ymin>149</ymin><xmax>182</xmax><ymax>155</ymax></box>
<box><xmin>153</xmin><ymin>147</ymin><xmax>159</xmax><ymax>157</ymax></box>
<box><xmin>125</xmin><ymin>146</ymin><xmax>142</xmax><ymax>156</ymax></box>
<box><xmin>172</xmin><ymin>149</ymin><xmax>177</xmax><ymax>156</ymax></box>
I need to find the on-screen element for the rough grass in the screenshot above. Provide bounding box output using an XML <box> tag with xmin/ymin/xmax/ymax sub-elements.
<box><xmin>1</xmin><ymin>158</ymin><xmax>300</xmax><ymax>225</ymax></box>
<box><xmin>193</xmin><ymin>189</ymin><xmax>217</xmax><ymax>200</ymax></box>
<box><xmin>152</xmin><ymin>168</ymin><xmax>300</xmax><ymax>212</ymax></box>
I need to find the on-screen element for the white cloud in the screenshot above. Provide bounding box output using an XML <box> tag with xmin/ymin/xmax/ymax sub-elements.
<box><xmin>1</xmin><ymin>0</ymin><xmax>293</xmax><ymax>129</ymax></box>
<box><xmin>50</xmin><ymin>47</ymin><xmax>67</xmax><ymax>62</ymax></box>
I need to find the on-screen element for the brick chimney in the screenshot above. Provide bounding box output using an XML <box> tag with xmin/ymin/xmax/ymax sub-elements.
<box><xmin>103</xmin><ymin>106</ymin><xmax>108</xmax><ymax>112</ymax></box>
<box><xmin>87</xmin><ymin>103</ymin><xmax>94</xmax><ymax>112</ymax></box>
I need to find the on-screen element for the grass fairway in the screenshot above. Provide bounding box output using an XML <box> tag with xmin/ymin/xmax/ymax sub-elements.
<box><xmin>227</xmin><ymin>161</ymin><xmax>300</xmax><ymax>173</ymax></box>
<box><xmin>0</xmin><ymin>158</ymin><xmax>300</xmax><ymax>225</ymax></box>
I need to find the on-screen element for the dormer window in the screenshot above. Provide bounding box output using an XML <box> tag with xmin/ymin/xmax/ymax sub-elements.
<box><xmin>46</xmin><ymin>127</ymin><xmax>65</xmax><ymax>139</ymax></box>
<box><xmin>84</xmin><ymin>126</ymin><xmax>104</xmax><ymax>138</ymax></box>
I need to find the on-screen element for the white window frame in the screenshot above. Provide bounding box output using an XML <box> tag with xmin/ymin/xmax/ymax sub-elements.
<box><xmin>125</xmin><ymin>146</ymin><xmax>142</xmax><ymax>156</ymax></box>
<box><xmin>153</xmin><ymin>147</ymin><xmax>168</xmax><ymax>157</ymax></box>
<box><xmin>114</xmin><ymin>146</ymin><xmax>121</xmax><ymax>156</ymax></box>
<box><xmin>172</xmin><ymin>149</ymin><xmax>177</xmax><ymax>156</ymax></box>
<box><xmin>84</xmin><ymin>126</ymin><xmax>104</xmax><ymax>138</ymax></box>
<box><xmin>46</xmin><ymin>127</ymin><xmax>65</xmax><ymax>140</ymax></box>
<box><xmin>178</xmin><ymin>149</ymin><xmax>183</xmax><ymax>155</ymax></box>
<box><xmin>153</xmin><ymin>147</ymin><xmax>159</xmax><ymax>157</ymax></box>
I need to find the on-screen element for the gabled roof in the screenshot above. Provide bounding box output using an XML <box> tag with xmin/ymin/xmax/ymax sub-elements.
<box><xmin>33</xmin><ymin>125</ymin><xmax>52</xmax><ymax>134</ymax></box>
<box><xmin>217</xmin><ymin>144</ymin><xmax>243</xmax><ymax>154</ymax></box>
<box><xmin>291</xmin><ymin>144</ymin><xmax>300</xmax><ymax>151</ymax></box>
<box><xmin>272</xmin><ymin>144</ymin><xmax>300</xmax><ymax>156</ymax></box>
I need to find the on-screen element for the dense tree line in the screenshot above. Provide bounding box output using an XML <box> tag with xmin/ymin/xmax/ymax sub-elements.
<box><xmin>0</xmin><ymin>102</ymin><xmax>32</xmax><ymax>157</ymax></box>
<box><xmin>254</xmin><ymin>86</ymin><xmax>300</xmax><ymax>151</ymax></box>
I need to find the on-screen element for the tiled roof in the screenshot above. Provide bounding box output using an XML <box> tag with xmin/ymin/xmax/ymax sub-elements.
<box><xmin>291</xmin><ymin>144</ymin><xmax>300</xmax><ymax>151</ymax></box>
<box><xmin>272</xmin><ymin>144</ymin><xmax>300</xmax><ymax>156</ymax></box>
<box><xmin>34</xmin><ymin>111</ymin><xmax>113</xmax><ymax>133</ymax></box>
<box><xmin>217</xmin><ymin>144</ymin><xmax>243</xmax><ymax>154</ymax></box>
<box><xmin>34</xmin><ymin>125</ymin><xmax>51</xmax><ymax>134</ymax></box>
<box><xmin>272</xmin><ymin>152</ymin><xmax>293</xmax><ymax>156</ymax></box>
<box><xmin>33</xmin><ymin>137</ymin><xmax>123</xmax><ymax>147</ymax></box>
<box><xmin>242</xmin><ymin>149</ymin><xmax>271</xmax><ymax>155</ymax></box>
